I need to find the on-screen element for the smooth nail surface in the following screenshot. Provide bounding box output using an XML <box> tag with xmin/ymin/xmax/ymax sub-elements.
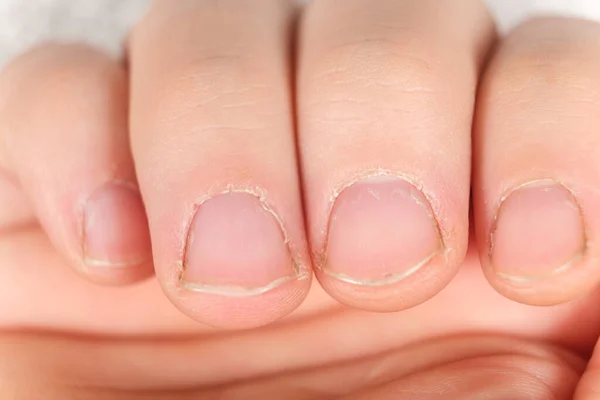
<box><xmin>82</xmin><ymin>182</ymin><xmax>151</xmax><ymax>268</ymax></box>
<box><xmin>491</xmin><ymin>180</ymin><xmax>586</xmax><ymax>281</ymax></box>
<box><xmin>182</xmin><ymin>192</ymin><xmax>299</xmax><ymax>296</ymax></box>
<box><xmin>324</xmin><ymin>176</ymin><xmax>442</xmax><ymax>286</ymax></box>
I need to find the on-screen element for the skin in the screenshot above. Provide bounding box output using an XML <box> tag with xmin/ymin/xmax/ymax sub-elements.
<box><xmin>1</xmin><ymin>0</ymin><xmax>600</xmax><ymax>397</ymax></box>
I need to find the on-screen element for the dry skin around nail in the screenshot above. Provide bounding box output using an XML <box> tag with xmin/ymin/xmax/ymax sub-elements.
<box><xmin>177</xmin><ymin>186</ymin><xmax>308</xmax><ymax>297</ymax></box>
<box><xmin>489</xmin><ymin>179</ymin><xmax>588</xmax><ymax>283</ymax></box>
<box><xmin>320</xmin><ymin>171</ymin><xmax>445</xmax><ymax>287</ymax></box>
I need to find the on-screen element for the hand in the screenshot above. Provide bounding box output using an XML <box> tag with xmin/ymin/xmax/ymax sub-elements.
<box><xmin>2</xmin><ymin>0</ymin><xmax>600</xmax><ymax>398</ymax></box>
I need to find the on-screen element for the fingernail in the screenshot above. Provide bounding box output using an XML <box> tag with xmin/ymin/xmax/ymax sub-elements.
<box><xmin>181</xmin><ymin>192</ymin><xmax>300</xmax><ymax>297</ymax></box>
<box><xmin>490</xmin><ymin>180</ymin><xmax>586</xmax><ymax>281</ymax></box>
<box><xmin>324</xmin><ymin>176</ymin><xmax>443</xmax><ymax>286</ymax></box>
<box><xmin>82</xmin><ymin>182</ymin><xmax>151</xmax><ymax>268</ymax></box>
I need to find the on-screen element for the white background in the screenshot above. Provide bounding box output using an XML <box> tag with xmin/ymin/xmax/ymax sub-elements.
<box><xmin>0</xmin><ymin>0</ymin><xmax>599</xmax><ymax>65</ymax></box>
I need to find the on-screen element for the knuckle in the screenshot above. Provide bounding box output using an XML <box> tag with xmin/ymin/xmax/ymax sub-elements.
<box><xmin>492</xmin><ymin>55</ymin><xmax>600</xmax><ymax>105</ymax></box>
<box><xmin>302</xmin><ymin>34</ymin><xmax>446</xmax><ymax>128</ymax></box>
<box><xmin>0</xmin><ymin>43</ymin><xmax>124</xmax><ymax>148</ymax></box>
<box><xmin>488</xmin><ymin>28</ymin><xmax>600</xmax><ymax>109</ymax></box>
<box><xmin>3</xmin><ymin>43</ymin><xmax>123</xmax><ymax>106</ymax></box>
<box><xmin>155</xmin><ymin>54</ymin><xmax>256</xmax><ymax>119</ymax></box>
<box><xmin>143</xmin><ymin>52</ymin><xmax>288</xmax><ymax>167</ymax></box>
<box><xmin>133</xmin><ymin>0</ymin><xmax>290</xmax><ymax>150</ymax></box>
<box><xmin>308</xmin><ymin>36</ymin><xmax>442</xmax><ymax>96</ymax></box>
<box><xmin>150</xmin><ymin>53</ymin><xmax>282</xmax><ymax>139</ymax></box>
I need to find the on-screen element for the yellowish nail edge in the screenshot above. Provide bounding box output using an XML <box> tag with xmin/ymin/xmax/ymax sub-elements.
<box><xmin>176</xmin><ymin>185</ymin><xmax>310</xmax><ymax>295</ymax></box>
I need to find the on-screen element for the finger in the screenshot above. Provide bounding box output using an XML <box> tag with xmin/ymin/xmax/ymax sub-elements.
<box><xmin>0</xmin><ymin>333</ymin><xmax>583</xmax><ymax>399</ymax></box>
<box><xmin>297</xmin><ymin>0</ymin><xmax>496</xmax><ymax>311</ymax></box>
<box><xmin>341</xmin><ymin>339</ymin><xmax>582</xmax><ymax>400</ymax></box>
<box><xmin>129</xmin><ymin>0</ymin><xmax>311</xmax><ymax>328</ymax></box>
<box><xmin>473</xmin><ymin>17</ymin><xmax>600</xmax><ymax>305</ymax></box>
<box><xmin>575</xmin><ymin>337</ymin><xmax>600</xmax><ymax>399</ymax></box>
<box><xmin>0</xmin><ymin>174</ymin><xmax>34</xmax><ymax>233</ymax></box>
<box><xmin>0</xmin><ymin>44</ymin><xmax>152</xmax><ymax>284</ymax></box>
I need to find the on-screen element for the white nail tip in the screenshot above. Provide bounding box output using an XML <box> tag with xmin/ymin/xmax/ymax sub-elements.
<box><xmin>181</xmin><ymin>274</ymin><xmax>304</xmax><ymax>297</ymax></box>
<box><xmin>324</xmin><ymin>250</ymin><xmax>439</xmax><ymax>287</ymax></box>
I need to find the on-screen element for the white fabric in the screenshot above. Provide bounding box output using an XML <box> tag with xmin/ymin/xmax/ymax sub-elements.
<box><xmin>486</xmin><ymin>0</ymin><xmax>600</xmax><ymax>32</ymax></box>
<box><xmin>0</xmin><ymin>0</ymin><xmax>599</xmax><ymax>65</ymax></box>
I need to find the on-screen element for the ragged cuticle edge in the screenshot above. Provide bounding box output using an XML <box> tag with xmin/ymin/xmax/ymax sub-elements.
<box><xmin>317</xmin><ymin>168</ymin><xmax>448</xmax><ymax>273</ymax></box>
<box><xmin>488</xmin><ymin>178</ymin><xmax>590</xmax><ymax>267</ymax></box>
<box><xmin>174</xmin><ymin>185</ymin><xmax>309</xmax><ymax>293</ymax></box>
<box><xmin>327</xmin><ymin>168</ymin><xmax>443</xmax><ymax>237</ymax></box>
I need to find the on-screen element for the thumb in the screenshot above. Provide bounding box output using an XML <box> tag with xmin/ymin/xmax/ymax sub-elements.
<box><xmin>575</xmin><ymin>339</ymin><xmax>600</xmax><ymax>399</ymax></box>
<box><xmin>341</xmin><ymin>337</ymin><xmax>584</xmax><ymax>400</ymax></box>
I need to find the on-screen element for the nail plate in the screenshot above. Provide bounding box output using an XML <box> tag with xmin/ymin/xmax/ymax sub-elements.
<box><xmin>490</xmin><ymin>180</ymin><xmax>586</xmax><ymax>281</ymax></box>
<box><xmin>82</xmin><ymin>182</ymin><xmax>150</xmax><ymax>268</ymax></box>
<box><xmin>181</xmin><ymin>192</ymin><xmax>300</xmax><ymax>297</ymax></box>
<box><xmin>324</xmin><ymin>176</ymin><xmax>442</xmax><ymax>286</ymax></box>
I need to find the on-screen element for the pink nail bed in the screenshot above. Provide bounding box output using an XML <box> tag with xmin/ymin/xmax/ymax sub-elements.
<box><xmin>324</xmin><ymin>176</ymin><xmax>442</xmax><ymax>286</ymax></box>
<box><xmin>82</xmin><ymin>182</ymin><xmax>151</xmax><ymax>268</ymax></box>
<box><xmin>181</xmin><ymin>192</ymin><xmax>299</xmax><ymax>296</ymax></box>
<box><xmin>491</xmin><ymin>180</ymin><xmax>586</xmax><ymax>281</ymax></box>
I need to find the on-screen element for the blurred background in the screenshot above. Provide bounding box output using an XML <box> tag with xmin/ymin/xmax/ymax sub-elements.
<box><xmin>0</xmin><ymin>0</ymin><xmax>599</xmax><ymax>65</ymax></box>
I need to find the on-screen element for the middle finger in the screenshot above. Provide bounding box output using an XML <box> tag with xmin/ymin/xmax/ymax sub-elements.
<box><xmin>298</xmin><ymin>0</ymin><xmax>496</xmax><ymax>311</ymax></box>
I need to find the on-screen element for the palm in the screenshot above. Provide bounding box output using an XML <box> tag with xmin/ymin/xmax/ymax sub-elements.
<box><xmin>1</xmin><ymin>223</ymin><xmax>598</xmax><ymax>398</ymax></box>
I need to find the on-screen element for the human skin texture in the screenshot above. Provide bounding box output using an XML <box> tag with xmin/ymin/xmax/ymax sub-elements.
<box><xmin>2</xmin><ymin>0</ymin><xmax>600</xmax><ymax>398</ymax></box>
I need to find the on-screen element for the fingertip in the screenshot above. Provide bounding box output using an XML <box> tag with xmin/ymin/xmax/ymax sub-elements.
<box><xmin>476</xmin><ymin>179</ymin><xmax>599</xmax><ymax>306</ymax></box>
<box><xmin>315</xmin><ymin>175</ymin><xmax>457</xmax><ymax>312</ymax></box>
<box><xmin>489</xmin><ymin>181</ymin><xmax>585</xmax><ymax>283</ymax></box>
<box><xmin>78</xmin><ymin>181</ymin><xmax>154</xmax><ymax>285</ymax></box>
<box><xmin>173</xmin><ymin>277</ymin><xmax>311</xmax><ymax>330</ymax></box>
<box><xmin>472</xmin><ymin>17</ymin><xmax>600</xmax><ymax>306</ymax></box>
<box><xmin>164</xmin><ymin>191</ymin><xmax>311</xmax><ymax>329</ymax></box>
<box><xmin>0</xmin><ymin>43</ymin><xmax>152</xmax><ymax>286</ymax></box>
<box><xmin>309</xmin><ymin>172</ymin><xmax>468</xmax><ymax>313</ymax></box>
